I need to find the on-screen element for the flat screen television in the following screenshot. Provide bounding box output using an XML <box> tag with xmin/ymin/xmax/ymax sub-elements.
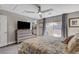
<box><xmin>17</xmin><ymin>21</ymin><xmax>30</xmax><ymax>29</ymax></box>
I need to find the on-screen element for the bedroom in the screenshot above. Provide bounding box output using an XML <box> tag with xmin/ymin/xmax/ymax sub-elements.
<box><xmin>0</xmin><ymin>4</ymin><xmax>79</xmax><ymax>54</ymax></box>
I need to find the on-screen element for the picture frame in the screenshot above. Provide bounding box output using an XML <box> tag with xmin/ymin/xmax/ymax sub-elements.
<box><xmin>69</xmin><ymin>17</ymin><xmax>79</xmax><ymax>27</ymax></box>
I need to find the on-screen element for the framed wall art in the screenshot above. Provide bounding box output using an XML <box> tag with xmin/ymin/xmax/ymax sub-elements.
<box><xmin>69</xmin><ymin>17</ymin><xmax>79</xmax><ymax>27</ymax></box>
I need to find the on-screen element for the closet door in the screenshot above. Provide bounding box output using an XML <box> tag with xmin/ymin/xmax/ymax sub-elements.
<box><xmin>0</xmin><ymin>15</ymin><xmax>7</xmax><ymax>47</ymax></box>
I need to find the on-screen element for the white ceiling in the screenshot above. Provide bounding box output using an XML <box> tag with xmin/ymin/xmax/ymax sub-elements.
<box><xmin>1</xmin><ymin>4</ymin><xmax>79</xmax><ymax>19</ymax></box>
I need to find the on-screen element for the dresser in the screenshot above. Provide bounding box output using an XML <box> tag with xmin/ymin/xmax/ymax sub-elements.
<box><xmin>16</xmin><ymin>29</ymin><xmax>36</xmax><ymax>43</ymax></box>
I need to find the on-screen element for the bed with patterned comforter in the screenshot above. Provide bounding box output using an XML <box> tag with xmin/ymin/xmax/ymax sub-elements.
<box><xmin>18</xmin><ymin>36</ymin><xmax>79</xmax><ymax>54</ymax></box>
<box><xmin>18</xmin><ymin>36</ymin><xmax>66</xmax><ymax>54</ymax></box>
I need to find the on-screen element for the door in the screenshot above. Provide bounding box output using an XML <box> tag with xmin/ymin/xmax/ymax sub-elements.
<box><xmin>0</xmin><ymin>15</ymin><xmax>7</xmax><ymax>47</ymax></box>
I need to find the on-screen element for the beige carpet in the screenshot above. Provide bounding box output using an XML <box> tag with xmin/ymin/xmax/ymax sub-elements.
<box><xmin>0</xmin><ymin>44</ymin><xmax>19</xmax><ymax>54</ymax></box>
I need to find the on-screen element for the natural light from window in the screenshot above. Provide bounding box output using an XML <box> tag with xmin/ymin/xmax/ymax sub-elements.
<box><xmin>44</xmin><ymin>22</ymin><xmax>62</xmax><ymax>38</ymax></box>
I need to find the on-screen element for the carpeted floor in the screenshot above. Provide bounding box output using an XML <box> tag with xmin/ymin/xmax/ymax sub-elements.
<box><xmin>0</xmin><ymin>44</ymin><xmax>20</xmax><ymax>54</ymax></box>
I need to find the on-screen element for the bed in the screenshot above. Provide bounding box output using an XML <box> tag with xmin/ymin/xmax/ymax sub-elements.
<box><xmin>18</xmin><ymin>36</ymin><xmax>79</xmax><ymax>54</ymax></box>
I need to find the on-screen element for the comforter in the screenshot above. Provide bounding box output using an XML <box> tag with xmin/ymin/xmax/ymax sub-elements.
<box><xmin>18</xmin><ymin>36</ymin><xmax>68</xmax><ymax>54</ymax></box>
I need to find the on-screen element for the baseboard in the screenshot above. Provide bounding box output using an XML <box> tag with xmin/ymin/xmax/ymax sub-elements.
<box><xmin>7</xmin><ymin>41</ymin><xmax>16</xmax><ymax>45</ymax></box>
<box><xmin>0</xmin><ymin>41</ymin><xmax>16</xmax><ymax>48</ymax></box>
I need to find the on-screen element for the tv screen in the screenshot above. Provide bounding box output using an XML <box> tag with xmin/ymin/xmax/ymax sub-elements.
<box><xmin>17</xmin><ymin>21</ymin><xmax>30</xmax><ymax>29</ymax></box>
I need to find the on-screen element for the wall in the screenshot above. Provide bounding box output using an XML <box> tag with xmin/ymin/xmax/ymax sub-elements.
<box><xmin>0</xmin><ymin>10</ymin><xmax>35</xmax><ymax>44</ymax></box>
<box><xmin>45</xmin><ymin>15</ymin><xmax>62</xmax><ymax>23</ymax></box>
<box><xmin>67</xmin><ymin>11</ymin><xmax>79</xmax><ymax>36</ymax></box>
<box><xmin>37</xmin><ymin>19</ymin><xmax>44</xmax><ymax>36</ymax></box>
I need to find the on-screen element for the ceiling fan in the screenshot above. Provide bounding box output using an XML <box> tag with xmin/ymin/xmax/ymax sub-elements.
<box><xmin>23</xmin><ymin>5</ymin><xmax>53</xmax><ymax>18</ymax></box>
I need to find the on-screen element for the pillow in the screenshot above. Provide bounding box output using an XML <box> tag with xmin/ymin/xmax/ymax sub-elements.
<box><xmin>63</xmin><ymin>35</ymin><xmax>74</xmax><ymax>44</ymax></box>
<box><xmin>67</xmin><ymin>33</ymin><xmax>79</xmax><ymax>53</ymax></box>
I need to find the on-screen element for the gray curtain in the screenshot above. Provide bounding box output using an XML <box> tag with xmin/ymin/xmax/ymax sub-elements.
<box><xmin>42</xmin><ymin>18</ymin><xmax>46</xmax><ymax>35</ymax></box>
<box><xmin>62</xmin><ymin>14</ymin><xmax>68</xmax><ymax>38</ymax></box>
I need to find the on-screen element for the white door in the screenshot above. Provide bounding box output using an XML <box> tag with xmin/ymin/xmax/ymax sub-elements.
<box><xmin>0</xmin><ymin>15</ymin><xmax>7</xmax><ymax>47</ymax></box>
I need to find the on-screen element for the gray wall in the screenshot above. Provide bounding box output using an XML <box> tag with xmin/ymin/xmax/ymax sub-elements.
<box><xmin>0</xmin><ymin>10</ymin><xmax>35</xmax><ymax>44</ymax></box>
<box><xmin>45</xmin><ymin>15</ymin><xmax>62</xmax><ymax>23</ymax></box>
<box><xmin>67</xmin><ymin>11</ymin><xmax>79</xmax><ymax>36</ymax></box>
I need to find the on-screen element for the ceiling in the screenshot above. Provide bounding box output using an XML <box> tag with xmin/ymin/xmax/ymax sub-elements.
<box><xmin>1</xmin><ymin>4</ymin><xmax>79</xmax><ymax>19</ymax></box>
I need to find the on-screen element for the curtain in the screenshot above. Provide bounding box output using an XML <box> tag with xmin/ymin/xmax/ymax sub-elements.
<box><xmin>62</xmin><ymin>14</ymin><xmax>68</xmax><ymax>38</ymax></box>
<box><xmin>42</xmin><ymin>18</ymin><xmax>46</xmax><ymax>35</ymax></box>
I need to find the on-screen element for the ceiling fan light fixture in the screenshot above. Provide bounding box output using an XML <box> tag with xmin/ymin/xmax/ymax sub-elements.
<box><xmin>38</xmin><ymin>12</ymin><xmax>42</xmax><ymax>15</ymax></box>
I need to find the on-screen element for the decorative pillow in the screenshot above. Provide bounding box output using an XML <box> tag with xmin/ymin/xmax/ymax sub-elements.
<box><xmin>63</xmin><ymin>35</ymin><xmax>74</xmax><ymax>44</ymax></box>
<box><xmin>67</xmin><ymin>33</ymin><xmax>79</xmax><ymax>53</ymax></box>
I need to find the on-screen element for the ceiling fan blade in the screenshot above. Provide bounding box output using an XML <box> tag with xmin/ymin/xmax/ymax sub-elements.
<box><xmin>12</xmin><ymin>5</ymin><xmax>17</xmax><ymax>10</ymax></box>
<box><xmin>38</xmin><ymin>6</ymin><xmax>41</xmax><ymax>13</ymax></box>
<box><xmin>33</xmin><ymin>4</ymin><xmax>40</xmax><ymax>13</ymax></box>
<box><xmin>41</xmin><ymin>9</ymin><xmax>53</xmax><ymax>13</ymax></box>
<box><xmin>23</xmin><ymin>10</ymin><xmax>36</xmax><ymax>13</ymax></box>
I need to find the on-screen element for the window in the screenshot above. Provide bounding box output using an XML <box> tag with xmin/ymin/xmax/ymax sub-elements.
<box><xmin>44</xmin><ymin>22</ymin><xmax>62</xmax><ymax>38</ymax></box>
